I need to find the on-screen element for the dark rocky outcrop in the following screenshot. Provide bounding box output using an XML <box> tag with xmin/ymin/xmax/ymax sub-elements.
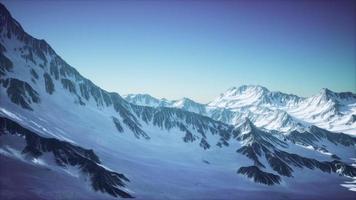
<box><xmin>0</xmin><ymin>116</ymin><xmax>133</xmax><ymax>198</ymax></box>
<box><xmin>30</xmin><ymin>68</ymin><xmax>38</xmax><ymax>80</ymax></box>
<box><xmin>237</xmin><ymin>144</ymin><xmax>265</xmax><ymax>168</ymax></box>
<box><xmin>61</xmin><ymin>78</ymin><xmax>76</xmax><ymax>94</ymax></box>
<box><xmin>0</xmin><ymin>42</ymin><xmax>13</xmax><ymax>77</ymax></box>
<box><xmin>132</xmin><ymin>106</ymin><xmax>233</xmax><ymax>146</ymax></box>
<box><xmin>274</xmin><ymin>150</ymin><xmax>356</xmax><ymax>177</ymax></box>
<box><xmin>43</xmin><ymin>72</ymin><xmax>54</xmax><ymax>94</ymax></box>
<box><xmin>265</xmin><ymin>153</ymin><xmax>293</xmax><ymax>177</ymax></box>
<box><xmin>237</xmin><ymin>166</ymin><xmax>281</xmax><ymax>185</ymax></box>
<box><xmin>199</xmin><ymin>138</ymin><xmax>210</xmax><ymax>150</ymax></box>
<box><xmin>112</xmin><ymin>116</ymin><xmax>124</xmax><ymax>133</ymax></box>
<box><xmin>286</xmin><ymin>126</ymin><xmax>356</xmax><ymax>147</ymax></box>
<box><xmin>1</xmin><ymin>78</ymin><xmax>40</xmax><ymax>110</ymax></box>
<box><xmin>235</xmin><ymin>119</ymin><xmax>356</xmax><ymax>185</ymax></box>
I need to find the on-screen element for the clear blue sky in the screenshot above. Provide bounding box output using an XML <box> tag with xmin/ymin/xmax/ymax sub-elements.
<box><xmin>2</xmin><ymin>0</ymin><xmax>355</xmax><ymax>103</ymax></box>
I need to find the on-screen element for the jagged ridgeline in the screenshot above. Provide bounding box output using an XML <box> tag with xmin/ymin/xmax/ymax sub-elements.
<box><xmin>234</xmin><ymin>119</ymin><xmax>356</xmax><ymax>185</ymax></box>
<box><xmin>0</xmin><ymin>2</ymin><xmax>356</xmax><ymax>199</ymax></box>
<box><xmin>124</xmin><ymin>86</ymin><xmax>356</xmax><ymax>135</ymax></box>
<box><xmin>0</xmin><ymin>2</ymin><xmax>233</xmax><ymax>144</ymax></box>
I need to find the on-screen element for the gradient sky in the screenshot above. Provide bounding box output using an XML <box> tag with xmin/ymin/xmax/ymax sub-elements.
<box><xmin>2</xmin><ymin>0</ymin><xmax>355</xmax><ymax>103</ymax></box>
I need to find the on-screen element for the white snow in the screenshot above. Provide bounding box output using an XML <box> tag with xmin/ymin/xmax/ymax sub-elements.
<box><xmin>126</xmin><ymin>86</ymin><xmax>356</xmax><ymax>136</ymax></box>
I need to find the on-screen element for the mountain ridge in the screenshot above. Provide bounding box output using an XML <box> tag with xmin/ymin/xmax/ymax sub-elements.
<box><xmin>0</xmin><ymin>3</ymin><xmax>355</xmax><ymax>199</ymax></box>
<box><xmin>125</xmin><ymin>85</ymin><xmax>356</xmax><ymax>135</ymax></box>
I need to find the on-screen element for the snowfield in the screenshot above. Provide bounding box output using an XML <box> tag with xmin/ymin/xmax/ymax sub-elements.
<box><xmin>0</xmin><ymin>3</ymin><xmax>355</xmax><ymax>200</ymax></box>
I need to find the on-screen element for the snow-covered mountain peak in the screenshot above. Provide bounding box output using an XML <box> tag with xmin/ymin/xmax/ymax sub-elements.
<box><xmin>172</xmin><ymin>97</ymin><xmax>201</xmax><ymax>107</ymax></box>
<box><xmin>1</xmin><ymin>3</ymin><xmax>356</xmax><ymax>199</ymax></box>
<box><xmin>301</xmin><ymin>88</ymin><xmax>356</xmax><ymax>112</ymax></box>
<box><xmin>316</xmin><ymin>88</ymin><xmax>356</xmax><ymax>103</ymax></box>
<box><xmin>159</xmin><ymin>97</ymin><xmax>206</xmax><ymax>115</ymax></box>
<box><xmin>208</xmin><ymin>85</ymin><xmax>302</xmax><ymax>109</ymax></box>
<box><xmin>0</xmin><ymin>5</ymin><xmax>55</xmax><ymax>60</ymax></box>
<box><xmin>208</xmin><ymin>85</ymin><xmax>265</xmax><ymax>108</ymax></box>
<box><xmin>123</xmin><ymin>93</ymin><xmax>157</xmax><ymax>100</ymax></box>
<box><xmin>0</xmin><ymin>3</ymin><xmax>23</xmax><ymax>33</ymax></box>
<box><xmin>235</xmin><ymin>117</ymin><xmax>256</xmax><ymax>133</ymax></box>
<box><xmin>123</xmin><ymin>93</ymin><xmax>167</xmax><ymax>107</ymax></box>
<box><xmin>314</xmin><ymin>88</ymin><xmax>337</xmax><ymax>102</ymax></box>
<box><xmin>124</xmin><ymin>86</ymin><xmax>355</xmax><ymax>135</ymax></box>
<box><xmin>222</xmin><ymin>85</ymin><xmax>268</xmax><ymax>98</ymax></box>
<box><xmin>123</xmin><ymin>94</ymin><xmax>207</xmax><ymax>114</ymax></box>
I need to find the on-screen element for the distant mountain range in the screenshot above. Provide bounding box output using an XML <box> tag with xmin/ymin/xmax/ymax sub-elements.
<box><xmin>0</xmin><ymin>3</ymin><xmax>355</xmax><ymax>200</ymax></box>
<box><xmin>124</xmin><ymin>85</ymin><xmax>356</xmax><ymax>135</ymax></box>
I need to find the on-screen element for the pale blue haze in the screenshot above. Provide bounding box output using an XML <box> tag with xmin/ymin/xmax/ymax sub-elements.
<box><xmin>2</xmin><ymin>0</ymin><xmax>355</xmax><ymax>102</ymax></box>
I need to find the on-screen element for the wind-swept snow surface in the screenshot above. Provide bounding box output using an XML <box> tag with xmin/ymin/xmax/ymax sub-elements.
<box><xmin>0</xmin><ymin>3</ymin><xmax>355</xmax><ymax>200</ymax></box>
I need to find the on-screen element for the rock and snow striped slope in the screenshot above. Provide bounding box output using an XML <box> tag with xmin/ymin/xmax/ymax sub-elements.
<box><xmin>1</xmin><ymin>3</ymin><xmax>355</xmax><ymax>200</ymax></box>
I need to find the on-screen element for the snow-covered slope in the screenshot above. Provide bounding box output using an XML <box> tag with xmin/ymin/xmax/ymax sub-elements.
<box><xmin>126</xmin><ymin>85</ymin><xmax>356</xmax><ymax>135</ymax></box>
<box><xmin>0</xmin><ymin>3</ymin><xmax>355</xmax><ymax>200</ymax></box>
<box><xmin>209</xmin><ymin>85</ymin><xmax>303</xmax><ymax>108</ymax></box>
<box><xmin>205</xmin><ymin>85</ymin><xmax>310</xmax><ymax>132</ymax></box>
<box><xmin>123</xmin><ymin>94</ymin><xmax>207</xmax><ymax>115</ymax></box>
<box><xmin>209</xmin><ymin>86</ymin><xmax>356</xmax><ymax>135</ymax></box>
<box><xmin>123</xmin><ymin>94</ymin><xmax>170</xmax><ymax>107</ymax></box>
<box><xmin>287</xmin><ymin>88</ymin><xmax>356</xmax><ymax>134</ymax></box>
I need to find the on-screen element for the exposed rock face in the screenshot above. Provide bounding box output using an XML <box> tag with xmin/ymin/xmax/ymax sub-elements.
<box><xmin>0</xmin><ymin>116</ymin><xmax>133</xmax><ymax>198</ymax></box>
<box><xmin>234</xmin><ymin>119</ymin><xmax>356</xmax><ymax>185</ymax></box>
<box><xmin>237</xmin><ymin>166</ymin><xmax>281</xmax><ymax>185</ymax></box>
<box><xmin>0</xmin><ymin>2</ymin><xmax>355</xmax><ymax>199</ymax></box>
<box><xmin>43</xmin><ymin>72</ymin><xmax>54</xmax><ymax>94</ymax></box>
<box><xmin>125</xmin><ymin>85</ymin><xmax>356</xmax><ymax>135</ymax></box>
<box><xmin>1</xmin><ymin>78</ymin><xmax>40</xmax><ymax>110</ymax></box>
